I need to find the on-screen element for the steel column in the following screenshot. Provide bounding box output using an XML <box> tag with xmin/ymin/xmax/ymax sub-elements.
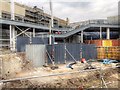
<box><xmin>10</xmin><ymin>0</ymin><xmax>15</xmax><ymax>20</ymax></box>
<box><xmin>81</xmin><ymin>31</ymin><xmax>83</xmax><ymax>43</ymax></box>
<box><xmin>10</xmin><ymin>25</ymin><xmax>16</xmax><ymax>51</ymax></box>
<box><xmin>106</xmin><ymin>28</ymin><xmax>110</xmax><ymax>39</ymax></box>
<box><xmin>49</xmin><ymin>0</ymin><xmax>54</xmax><ymax>45</ymax></box>
<box><xmin>100</xmin><ymin>27</ymin><xmax>102</xmax><ymax>39</ymax></box>
<box><xmin>33</xmin><ymin>28</ymin><xmax>35</xmax><ymax>37</ymax></box>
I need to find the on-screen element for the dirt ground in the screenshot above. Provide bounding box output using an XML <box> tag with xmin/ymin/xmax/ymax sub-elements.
<box><xmin>0</xmin><ymin>53</ymin><xmax>120</xmax><ymax>89</ymax></box>
<box><xmin>1</xmin><ymin>68</ymin><xmax>120</xmax><ymax>89</ymax></box>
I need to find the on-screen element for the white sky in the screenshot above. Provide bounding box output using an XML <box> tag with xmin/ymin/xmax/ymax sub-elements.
<box><xmin>14</xmin><ymin>0</ymin><xmax>119</xmax><ymax>23</ymax></box>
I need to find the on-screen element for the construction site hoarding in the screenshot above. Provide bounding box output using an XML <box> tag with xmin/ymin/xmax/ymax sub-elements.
<box><xmin>25</xmin><ymin>43</ymin><xmax>97</xmax><ymax>67</ymax></box>
<box><xmin>46</xmin><ymin>43</ymin><xmax>97</xmax><ymax>65</ymax></box>
<box><xmin>16</xmin><ymin>37</ymin><xmax>49</xmax><ymax>52</ymax></box>
<box><xmin>26</xmin><ymin>45</ymin><xmax>46</xmax><ymax>67</ymax></box>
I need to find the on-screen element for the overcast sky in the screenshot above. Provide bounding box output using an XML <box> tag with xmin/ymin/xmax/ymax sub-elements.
<box><xmin>14</xmin><ymin>0</ymin><xmax>119</xmax><ymax>23</ymax></box>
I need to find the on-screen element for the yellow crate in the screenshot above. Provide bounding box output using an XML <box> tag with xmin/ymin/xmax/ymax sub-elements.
<box><xmin>102</xmin><ymin>40</ymin><xmax>112</xmax><ymax>47</ymax></box>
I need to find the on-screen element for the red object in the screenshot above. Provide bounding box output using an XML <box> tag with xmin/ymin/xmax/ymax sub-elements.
<box><xmin>55</xmin><ymin>32</ymin><xmax>57</xmax><ymax>34</ymax></box>
<box><xmin>55</xmin><ymin>31</ymin><xmax>61</xmax><ymax>34</ymax></box>
<box><xmin>81</xmin><ymin>58</ymin><xmax>86</xmax><ymax>63</ymax></box>
<box><xmin>112</xmin><ymin>40</ymin><xmax>120</xmax><ymax>46</ymax></box>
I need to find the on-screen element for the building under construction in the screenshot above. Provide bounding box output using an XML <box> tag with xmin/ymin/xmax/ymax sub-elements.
<box><xmin>0</xmin><ymin>0</ymin><xmax>120</xmax><ymax>89</ymax></box>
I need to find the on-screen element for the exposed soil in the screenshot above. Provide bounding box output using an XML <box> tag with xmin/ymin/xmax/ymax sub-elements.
<box><xmin>0</xmin><ymin>53</ymin><xmax>120</xmax><ymax>89</ymax></box>
<box><xmin>1</xmin><ymin>68</ymin><xmax>120</xmax><ymax>89</ymax></box>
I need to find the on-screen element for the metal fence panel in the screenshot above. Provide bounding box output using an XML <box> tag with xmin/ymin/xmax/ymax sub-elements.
<box><xmin>82</xmin><ymin>44</ymin><xmax>97</xmax><ymax>60</ymax></box>
<box><xmin>46</xmin><ymin>45</ymin><xmax>53</xmax><ymax>64</ymax></box>
<box><xmin>54</xmin><ymin>44</ymin><xmax>65</xmax><ymax>64</ymax></box>
<box><xmin>46</xmin><ymin>43</ymin><xmax>97</xmax><ymax>64</ymax></box>
<box><xmin>32</xmin><ymin>37</ymin><xmax>48</xmax><ymax>44</ymax></box>
<box><xmin>66</xmin><ymin>44</ymin><xmax>80</xmax><ymax>62</ymax></box>
<box><xmin>17</xmin><ymin>37</ymin><xmax>49</xmax><ymax>52</ymax></box>
<box><xmin>46</xmin><ymin>44</ymin><xmax>65</xmax><ymax>64</ymax></box>
<box><xmin>17</xmin><ymin>37</ymin><xmax>30</xmax><ymax>52</ymax></box>
<box><xmin>26</xmin><ymin>45</ymin><xmax>46</xmax><ymax>67</ymax></box>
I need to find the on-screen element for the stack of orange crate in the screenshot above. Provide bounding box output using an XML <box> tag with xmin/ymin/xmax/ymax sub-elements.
<box><xmin>85</xmin><ymin>40</ymin><xmax>120</xmax><ymax>60</ymax></box>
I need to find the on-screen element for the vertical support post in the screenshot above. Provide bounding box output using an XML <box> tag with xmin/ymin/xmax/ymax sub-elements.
<box><xmin>49</xmin><ymin>0</ymin><xmax>54</xmax><ymax>45</ymax></box>
<box><xmin>52</xmin><ymin>35</ymin><xmax>55</xmax><ymax>44</ymax></box>
<box><xmin>49</xmin><ymin>22</ymin><xmax>52</xmax><ymax>45</ymax></box>
<box><xmin>10</xmin><ymin>0</ymin><xmax>15</xmax><ymax>20</ymax></box>
<box><xmin>9</xmin><ymin>25</ymin><xmax>16</xmax><ymax>51</ymax></box>
<box><xmin>64</xmin><ymin>39</ymin><xmax>67</xmax><ymax>63</ymax></box>
<box><xmin>29</xmin><ymin>32</ymin><xmax>32</xmax><ymax>44</ymax></box>
<box><xmin>10</xmin><ymin>0</ymin><xmax>15</xmax><ymax>51</ymax></box>
<box><xmin>80</xmin><ymin>44</ymin><xmax>82</xmax><ymax>60</ymax></box>
<box><xmin>33</xmin><ymin>28</ymin><xmax>35</xmax><ymax>37</ymax></box>
<box><xmin>81</xmin><ymin>31</ymin><xmax>83</xmax><ymax>43</ymax></box>
<box><xmin>100</xmin><ymin>27</ymin><xmax>102</xmax><ymax>39</ymax></box>
<box><xmin>52</xmin><ymin>44</ymin><xmax>55</xmax><ymax>66</ymax></box>
<box><xmin>106</xmin><ymin>28</ymin><xmax>110</xmax><ymax>39</ymax></box>
<box><xmin>50</xmin><ymin>0</ymin><xmax>53</xmax><ymax>28</ymax></box>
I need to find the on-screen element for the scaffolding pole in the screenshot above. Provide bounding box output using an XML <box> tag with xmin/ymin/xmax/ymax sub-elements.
<box><xmin>49</xmin><ymin>0</ymin><xmax>54</xmax><ymax>45</ymax></box>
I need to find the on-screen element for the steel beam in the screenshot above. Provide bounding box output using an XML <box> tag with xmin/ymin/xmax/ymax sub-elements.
<box><xmin>15</xmin><ymin>26</ymin><xmax>31</xmax><ymax>38</ymax></box>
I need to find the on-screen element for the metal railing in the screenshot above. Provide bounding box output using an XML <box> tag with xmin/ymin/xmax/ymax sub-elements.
<box><xmin>71</xmin><ymin>19</ymin><xmax>119</xmax><ymax>30</ymax></box>
<box><xmin>75</xmin><ymin>19</ymin><xmax>108</xmax><ymax>27</ymax></box>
